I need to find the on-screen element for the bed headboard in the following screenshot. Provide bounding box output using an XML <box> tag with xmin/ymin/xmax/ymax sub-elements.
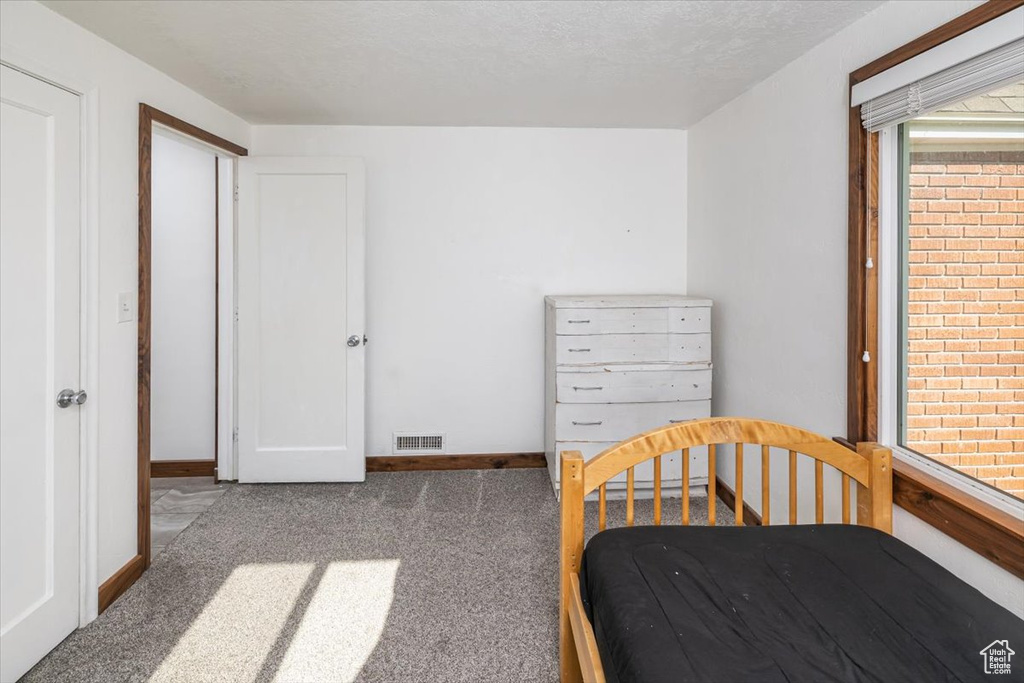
<box><xmin>558</xmin><ymin>417</ymin><xmax>893</xmax><ymax>683</ymax></box>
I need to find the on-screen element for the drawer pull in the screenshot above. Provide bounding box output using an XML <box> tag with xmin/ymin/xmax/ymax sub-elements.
<box><xmin>572</xmin><ymin>421</ymin><xmax>603</xmax><ymax>426</ymax></box>
<box><xmin>568</xmin><ymin>348</ymin><xmax>591</xmax><ymax>353</ymax></box>
<box><xmin>572</xmin><ymin>386</ymin><xmax>603</xmax><ymax>391</ymax></box>
<box><xmin>567</xmin><ymin>319</ymin><xmax>591</xmax><ymax>324</ymax></box>
<box><xmin>669</xmin><ymin>419</ymin><xmax>690</xmax><ymax>424</ymax></box>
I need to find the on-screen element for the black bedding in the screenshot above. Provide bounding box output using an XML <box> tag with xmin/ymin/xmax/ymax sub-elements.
<box><xmin>579</xmin><ymin>525</ymin><xmax>1023</xmax><ymax>683</ymax></box>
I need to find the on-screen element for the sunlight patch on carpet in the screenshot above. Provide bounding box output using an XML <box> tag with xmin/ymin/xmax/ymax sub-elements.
<box><xmin>273</xmin><ymin>560</ymin><xmax>399</xmax><ymax>682</ymax></box>
<box><xmin>150</xmin><ymin>563</ymin><xmax>314</xmax><ymax>682</ymax></box>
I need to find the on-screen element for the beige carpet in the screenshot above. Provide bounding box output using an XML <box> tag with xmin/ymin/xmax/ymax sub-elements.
<box><xmin>24</xmin><ymin>469</ymin><xmax>729</xmax><ymax>683</ymax></box>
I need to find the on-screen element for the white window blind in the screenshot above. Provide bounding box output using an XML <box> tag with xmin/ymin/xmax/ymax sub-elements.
<box><xmin>860</xmin><ymin>38</ymin><xmax>1024</xmax><ymax>132</ymax></box>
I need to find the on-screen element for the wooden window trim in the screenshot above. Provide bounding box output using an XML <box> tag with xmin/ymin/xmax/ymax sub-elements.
<box><xmin>846</xmin><ymin>0</ymin><xmax>1024</xmax><ymax>575</ymax></box>
<box><xmin>893</xmin><ymin>459</ymin><xmax>1024</xmax><ymax>579</ymax></box>
<box><xmin>835</xmin><ymin>438</ymin><xmax>1024</xmax><ymax>578</ymax></box>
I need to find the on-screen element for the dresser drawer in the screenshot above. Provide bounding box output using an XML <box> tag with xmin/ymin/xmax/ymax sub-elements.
<box><xmin>555</xmin><ymin>307</ymin><xmax>710</xmax><ymax>335</ymax></box>
<box><xmin>555</xmin><ymin>307</ymin><xmax>667</xmax><ymax>335</ymax></box>
<box><xmin>556</xmin><ymin>401</ymin><xmax>710</xmax><ymax>442</ymax></box>
<box><xmin>555</xmin><ymin>333</ymin><xmax>710</xmax><ymax>365</ymax></box>
<box><xmin>668</xmin><ymin>307</ymin><xmax>711</xmax><ymax>334</ymax></box>
<box><xmin>556</xmin><ymin>367</ymin><xmax>712</xmax><ymax>404</ymax></box>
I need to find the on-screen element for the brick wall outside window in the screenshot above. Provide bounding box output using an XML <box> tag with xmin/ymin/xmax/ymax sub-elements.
<box><xmin>906</xmin><ymin>156</ymin><xmax>1023</xmax><ymax>499</ymax></box>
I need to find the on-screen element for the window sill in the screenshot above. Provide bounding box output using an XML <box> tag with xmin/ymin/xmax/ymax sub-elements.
<box><xmin>835</xmin><ymin>438</ymin><xmax>1024</xmax><ymax>579</ymax></box>
<box><xmin>892</xmin><ymin>459</ymin><xmax>1024</xmax><ymax>580</ymax></box>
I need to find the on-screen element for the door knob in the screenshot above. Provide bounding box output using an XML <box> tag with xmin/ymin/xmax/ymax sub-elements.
<box><xmin>347</xmin><ymin>335</ymin><xmax>361</xmax><ymax>347</ymax></box>
<box><xmin>56</xmin><ymin>389</ymin><xmax>87</xmax><ymax>408</ymax></box>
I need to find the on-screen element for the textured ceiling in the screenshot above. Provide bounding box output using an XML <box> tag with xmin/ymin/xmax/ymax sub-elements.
<box><xmin>42</xmin><ymin>0</ymin><xmax>885</xmax><ymax>128</ymax></box>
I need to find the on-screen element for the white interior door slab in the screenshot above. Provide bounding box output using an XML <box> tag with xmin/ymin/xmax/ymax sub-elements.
<box><xmin>237</xmin><ymin>157</ymin><xmax>365</xmax><ymax>482</ymax></box>
<box><xmin>0</xmin><ymin>64</ymin><xmax>82</xmax><ymax>681</ymax></box>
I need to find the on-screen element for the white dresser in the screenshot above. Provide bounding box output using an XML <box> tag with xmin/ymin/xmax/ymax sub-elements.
<box><xmin>544</xmin><ymin>295</ymin><xmax>713</xmax><ymax>495</ymax></box>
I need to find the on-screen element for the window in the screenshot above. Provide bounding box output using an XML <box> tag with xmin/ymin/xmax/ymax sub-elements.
<box><xmin>848</xmin><ymin>3</ymin><xmax>1024</xmax><ymax>579</ymax></box>
<box><xmin>896</xmin><ymin>83</ymin><xmax>1023</xmax><ymax>502</ymax></box>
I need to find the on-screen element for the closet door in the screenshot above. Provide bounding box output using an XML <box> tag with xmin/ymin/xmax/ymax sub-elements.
<box><xmin>0</xmin><ymin>64</ymin><xmax>82</xmax><ymax>681</ymax></box>
<box><xmin>236</xmin><ymin>157</ymin><xmax>365</xmax><ymax>482</ymax></box>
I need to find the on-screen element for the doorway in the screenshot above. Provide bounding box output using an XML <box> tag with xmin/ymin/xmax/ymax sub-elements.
<box><xmin>148</xmin><ymin>128</ymin><xmax>229</xmax><ymax>558</ymax></box>
<box><xmin>137</xmin><ymin>105</ymin><xmax>247</xmax><ymax>574</ymax></box>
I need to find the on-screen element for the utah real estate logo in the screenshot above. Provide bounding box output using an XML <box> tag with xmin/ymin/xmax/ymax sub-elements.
<box><xmin>980</xmin><ymin>640</ymin><xmax>1015</xmax><ymax>675</ymax></box>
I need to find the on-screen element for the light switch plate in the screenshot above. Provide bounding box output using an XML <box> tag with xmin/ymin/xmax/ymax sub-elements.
<box><xmin>117</xmin><ymin>292</ymin><xmax>134</xmax><ymax>323</ymax></box>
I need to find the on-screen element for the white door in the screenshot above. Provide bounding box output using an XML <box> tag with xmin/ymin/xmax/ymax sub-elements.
<box><xmin>0</xmin><ymin>65</ymin><xmax>82</xmax><ymax>681</ymax></box>
<box><xmin>236</xmin><ymin>157</ymin><xmax>365</xmax><ymax>482</ymax></box>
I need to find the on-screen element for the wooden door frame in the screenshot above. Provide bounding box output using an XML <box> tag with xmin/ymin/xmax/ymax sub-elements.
<box><xmin>137</xmin><ymin>104</ymin><xmax>247</xmax><ymax>573</ymax></box>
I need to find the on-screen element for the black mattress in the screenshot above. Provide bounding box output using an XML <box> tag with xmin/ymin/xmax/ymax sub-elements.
<box><xmin>579</xmin><ymin>524</ymin><xmax>1023</xmax><ymax>683</ymax></box>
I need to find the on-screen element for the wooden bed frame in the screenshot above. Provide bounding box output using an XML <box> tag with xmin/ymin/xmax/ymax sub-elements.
<box><xmin>558</xmin><ymin>417</ymin><xmax>893</xmax><ymax>683</ymax></box>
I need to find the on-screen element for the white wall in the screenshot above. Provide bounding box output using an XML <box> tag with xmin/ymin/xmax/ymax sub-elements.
<box><xmin>687</xmin><ymin>0</ymin><xmax>1023</xmax><ymax>615</ymax></box>
<box><xmin>151</xmin><ymin>131</ymin><xmax>217</xmax><ymax>461</ymax></box>
<box><xmin>252</xmin><ymin>126</ymin><xmax>688</xmax><ymax>457</ymax></box>
<box><xmin>0</xmin><ymin>1</ymin><xmax>250</xmax><ymax>584</ymax></box>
